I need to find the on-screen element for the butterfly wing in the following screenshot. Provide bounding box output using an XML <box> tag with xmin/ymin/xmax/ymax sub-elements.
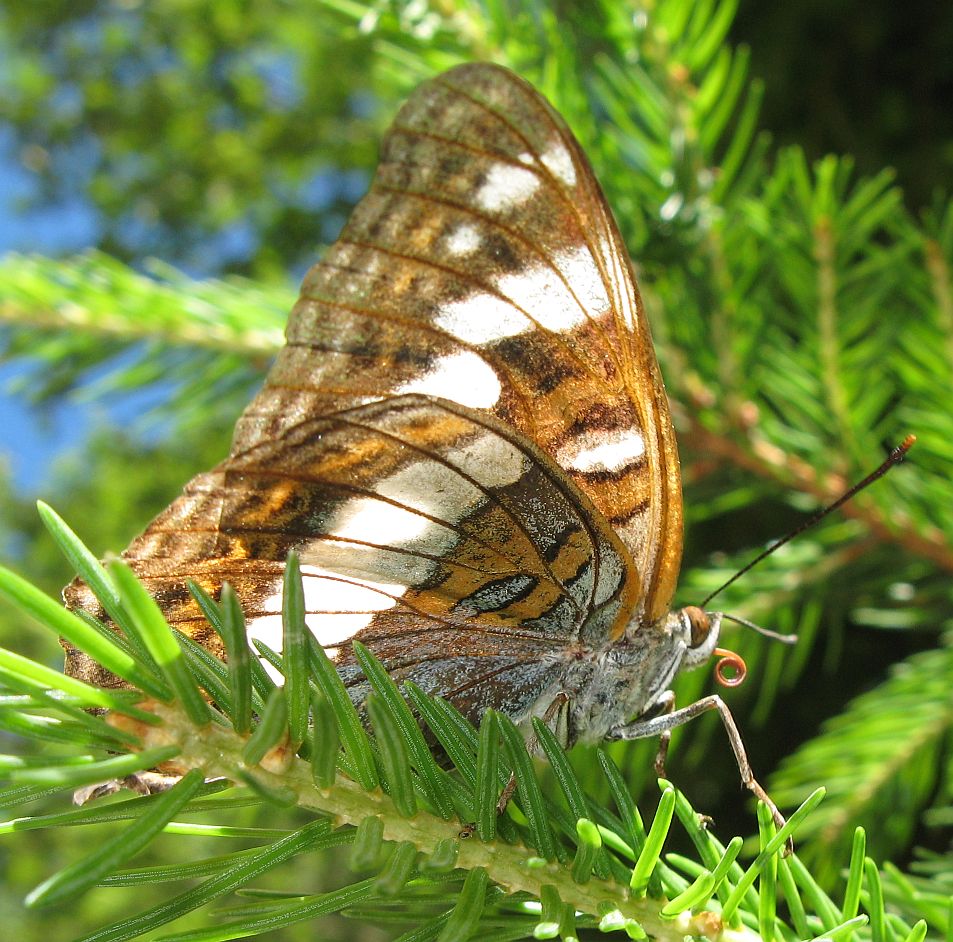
<box><xmin>64</xmin><ymin>64</ymin><xmax>683</xmax><ymax>707</ymax></box>
<box><xmin>67</xmin><ymin>395</ymin><xmax>629</xmax><ymax>720</ymax></box>
<box><xmin>235</xmin><ymin>63</ymin><xmax>682</xmax><ymax>628</ymax></box>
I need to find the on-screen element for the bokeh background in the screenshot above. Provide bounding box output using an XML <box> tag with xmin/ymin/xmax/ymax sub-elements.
<box><xmin>1</xmin><ymin>2</ymin><xmax>951</xmax><ymax>940</ymax></box>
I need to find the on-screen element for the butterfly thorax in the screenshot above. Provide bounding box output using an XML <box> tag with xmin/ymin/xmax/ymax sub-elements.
<box><xmin>554</xmin><ymin>607</ymin><xmax>723</xmax><ymax>747</ymax></box>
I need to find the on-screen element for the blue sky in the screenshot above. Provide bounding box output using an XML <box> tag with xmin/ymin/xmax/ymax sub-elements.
<box><xmin>0</xmin><ymin>126</ymin><xmax>104</xmax><ymax>494</ymax></box>
<box><xmin>0</xmin><ymin>137</ymin><xmax>361</xmax><ymax>495</ymax></box>
<box><xmin>0</xmin><ymin>126</ymin><xmax>274</xmax><ymax>495</ymax></box>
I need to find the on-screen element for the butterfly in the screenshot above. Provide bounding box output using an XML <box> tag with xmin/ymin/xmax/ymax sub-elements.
<box><xmin>64</xmin><ymin>62</ymin><xmax>779</xmax><ymax>822</ymax></box>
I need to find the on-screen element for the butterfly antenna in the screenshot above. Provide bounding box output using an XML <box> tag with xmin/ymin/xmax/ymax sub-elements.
<box><xmin>720</xmin><ymin>613</ymin><xmax>798</xmax><ymax>644</ymax></box>
<box><xmin>699</xmin><ymin>434</ymin><xmax>916</xmax><ymax>609</ymax></box>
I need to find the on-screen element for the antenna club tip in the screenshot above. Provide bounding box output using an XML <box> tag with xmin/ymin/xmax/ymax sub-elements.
<box><xmin>891</xmin><ymin>434</ymin><xmax>916</xmax><ymax>462</ymax></box>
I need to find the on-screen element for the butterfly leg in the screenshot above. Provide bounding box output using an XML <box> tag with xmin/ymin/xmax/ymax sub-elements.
<box><xmin>645</xmin><ymin>691</ymin><xmax>676</xmax><ymax>777</ymax></box>
<box><xmin>608</xmin><ymin>695</ymin><xmax>788</xmax><ymax>837</ymax></box>
<box><xmin>497</xmin><ymin>692</ymin><xmax>571</xmax><ymax>815</ymax></box>
<box><xmin>496</xmin><ymin>772</ymin><xmax>518</xmax><ymax>816</ymax></box>
<box><xmin>74</xmin><ymin>771</ymin><xmax>180</xmax><ymax>806</ymax></box>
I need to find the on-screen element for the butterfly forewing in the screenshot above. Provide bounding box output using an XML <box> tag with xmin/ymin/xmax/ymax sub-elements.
<box><xmin>233</xmin><ymin>64</ymin><xmax>681</xmax><ymax>625</ymax></box>
<box><xmin>64</xmin><ymin>63</ymin><xmax>683</xmax><ymax>721</ymax></box>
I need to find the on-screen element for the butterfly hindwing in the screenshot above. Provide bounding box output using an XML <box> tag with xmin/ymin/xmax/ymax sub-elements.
<box><xmin>67</xmin><ymin>396</ymin><xmax>629</xmax><ymax>720</ymax></box>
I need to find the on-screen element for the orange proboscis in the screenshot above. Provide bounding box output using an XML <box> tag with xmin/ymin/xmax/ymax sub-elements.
<box><xmin>713</xmin><ymin>647</ymin><xmax>747</xmax><ymax>687</ymax></box>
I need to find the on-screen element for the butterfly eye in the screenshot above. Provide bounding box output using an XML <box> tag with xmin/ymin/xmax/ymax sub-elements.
<box><xmin>684</xmin><ymin>605</ymin><xmax>711</xmax><ymax>648</ymax></box>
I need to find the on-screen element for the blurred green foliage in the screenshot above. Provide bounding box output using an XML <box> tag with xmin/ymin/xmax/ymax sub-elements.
<box><xmin>0</xmin><ymin>0</ymin><xmax>379</xmax><ymax>277</ymax></box>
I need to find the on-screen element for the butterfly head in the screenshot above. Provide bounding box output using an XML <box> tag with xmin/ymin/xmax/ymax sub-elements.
<box><xmin>674</xmin><ymin>605</ymin><xmax>723</xmax><ymax>670</ymax></box>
